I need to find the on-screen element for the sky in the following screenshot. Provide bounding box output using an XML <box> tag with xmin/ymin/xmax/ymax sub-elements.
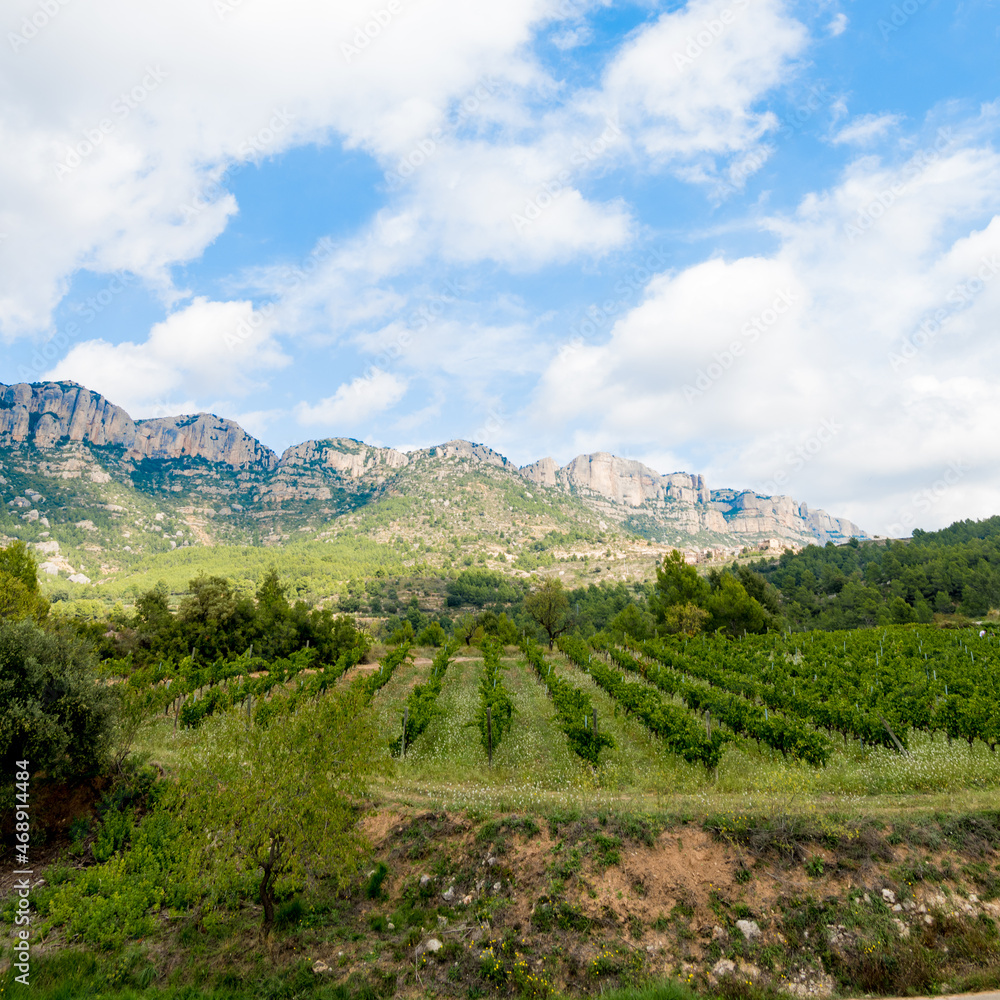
<box><xmin>1</xmin><ymin>0</ymin><xmax>998</xmax><ymax>538</ymax></box>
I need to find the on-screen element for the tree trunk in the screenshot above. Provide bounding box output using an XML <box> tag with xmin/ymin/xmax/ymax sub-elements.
<box><xmin>259</xmin><ymin>834</ymin><xmax>283</xmax><ymax>931</ymax></box>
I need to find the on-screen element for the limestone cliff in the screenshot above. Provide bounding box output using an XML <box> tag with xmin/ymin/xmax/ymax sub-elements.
<box><xmin>0</xmin><ymin>381</ymin><xmax>277</xmax><ymax>470</ymax></box>
<box><xmin>520</xmin><ymin>454</ymin><xmax>865</xmax><ymax>545</ymax></box>
<box><xmin>0</xmin><ymin>381</ymin><xmax>866</xmax><ymax>548</ymax></box>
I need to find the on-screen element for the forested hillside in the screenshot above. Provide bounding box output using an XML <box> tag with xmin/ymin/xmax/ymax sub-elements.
<box><xmin>753</xmin><ymin>516</ymin><xmax>1000</xmax><ymax>628</ymax></box>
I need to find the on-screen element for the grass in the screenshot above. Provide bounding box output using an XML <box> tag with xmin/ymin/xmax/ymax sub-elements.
<box><xmin>18</xmin><ymin>643</ymin><xmax>1000</xmax><ymax>1000</ymax></box>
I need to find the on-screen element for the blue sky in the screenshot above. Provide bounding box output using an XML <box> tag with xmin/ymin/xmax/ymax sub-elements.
<box><xmin>1</xmin><ymin>0</ymin><xmax>999</xmax><ymax>536</ymax></box>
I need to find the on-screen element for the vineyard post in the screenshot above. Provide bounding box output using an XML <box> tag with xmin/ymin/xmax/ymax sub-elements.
<box><xmin>402</xmin><ymin>705</ymin><xmax>409</xmax><ymax>758</ymax></box>
<box><xmin>487</xmin><ymin>706</ymin><xmax>493</xmax><ymax>768</ymax></box>
<box><xmin>593</xmin><ymin>709</ymin><xmax>598</xmax><ymax>740</ymax></box>
<box><xmin>706</xmin><ymin>710</ymin><xmax>711</xmax><ymax>739</ymax></box>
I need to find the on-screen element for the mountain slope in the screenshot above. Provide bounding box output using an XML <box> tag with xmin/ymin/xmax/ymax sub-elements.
<box><xmin>0</xmin><ymin>381</ymin><xmax>865</xmax><ymax>588</ymax></box>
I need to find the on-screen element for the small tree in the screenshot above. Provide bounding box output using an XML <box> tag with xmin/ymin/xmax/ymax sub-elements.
<box><xmin>0</xmin><ymin>619</ymin><xmax>116</xmax><ymax>789</ymax></box>
<box><xmin>0</xmin><ymin>541</ymin><xmax>48</xmax><ymax>621</ymax></box>
<box><xmin>180</xmin><ymin>682</ymin><xmax>382</xmax><ymax>932</ymax></box>
<box><xmin>524</xmin><ymin>578</ymin><xmax>572</xmax><ymax>649</ymax></box>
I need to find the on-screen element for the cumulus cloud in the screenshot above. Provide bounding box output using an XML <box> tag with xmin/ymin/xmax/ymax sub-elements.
<box><xmin>826</xmin><ymin>12</ymin><xmax>848</xmax><ymax>36</ymax></box>
<box><xmin>0</xmin><ymin>0</ymin><xmax>555</xmax><ymax>337</ymax></box>
<box><xmin>296</xmin><ymin>369</ymin><xmax>408</xmax><ymax>427</ymax></box>
<box><xmin>600</xmin><ymin>0</ymin><xmax>807</xmax><ymax>165</ymax></box>
<box><xmin>529</xmin><ymin>127</ymin><xmax>1000</xmax><ymax>535</ymax></box>
<box><xmin>43</xmin><ymin>297</ymin><xmax>288</xmax><ymax>417</ymax></box>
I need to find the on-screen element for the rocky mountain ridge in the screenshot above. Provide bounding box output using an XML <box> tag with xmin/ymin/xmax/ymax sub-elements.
<box><xmin>0</xmin><ymin>381</ymin><xmax>865</xmax><ymax>553</ymax></box>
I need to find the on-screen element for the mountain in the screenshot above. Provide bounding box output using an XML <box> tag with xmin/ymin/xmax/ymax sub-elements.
<box><xmin>0</xmin><ymin>381</ymin><xmax>865</xmax><ymax>587</ymax></box>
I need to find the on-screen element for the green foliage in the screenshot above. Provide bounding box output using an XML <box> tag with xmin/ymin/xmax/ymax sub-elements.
<box><xmin>0</xmin><ymin>618</ymin><xmax>117</xmax><ymax>786</ymax></box>
<box><xmin>0</xmin><ymin>540</ymin><xmax>49</xmax><ymax>621</ymax></box>
<box><xmin>476</xmin><ymin>638</ymin><xmax>514</xmax><ymax>756</ymax></box>
<box><xmin>180</xmin><ymin>682</ymin><xmax>382</xmax><ymax>929</ymax></box>
<box><xmin>39</xmin><ymin>800</ymin><xmax>188</xmax><ymax>950</ymax></box>
<box><xmin>365</xmin><ymin>862</ymin><xmax>389</xmax><ymax>900</ymax></box>
<box><xmin>754</xmin><ymin>516</ymin><xmax>1000</xmax><ymax>629</ymax></box>
<box><xmin>416</xmin><ymin>620</ymin><xmax>448</xmax><ymax>646</ymax></box>
<box><xmin>446</xmin><ymin>568</ymin><xmax>525</xmax><ymax>607</ymax></box>
<box><xmin>390</xmin><ymin>641</ymin><xmax>458</xmax><ymax>756</ymax></box>
<box><xmin>524</xmin><ymin>577</ymin><xmax>572</xmax><ymax>648</ymax></box>
<box><xmin>524</xmin><ymin>637</ymin><xmax>614</xmax><ymax>764</ymax></box>
<box><xmin>560</xmin><ymin>636</ymin><xmax>729</xmax><ymax>770</ymax></box>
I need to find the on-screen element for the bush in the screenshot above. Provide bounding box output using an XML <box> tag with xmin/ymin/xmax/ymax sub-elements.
<box><xmin>0</xmin><ymin>618</ymin><xmax>116</xmax><ymax>790</ymax></box>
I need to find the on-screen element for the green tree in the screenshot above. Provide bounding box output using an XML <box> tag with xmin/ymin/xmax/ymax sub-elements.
<box><xmin>0</xmin><ymin>619</ymin><xmax>116</xmax><ymax>791</ymax></box>
<box><xmin>0</xmin><ymin>541</ymin><xmax>48</xmax><ymax>621</ymax></box>
<box><xmin>607</xmin><ymin>603</ymin><xmax>655</xmax><ymax>642</ymax></box>
<box><xmin>705</xmin><ymin>574</ymin><xmax>771</xmax><ymax>636</ymax></box>
<box><xmin>180</xmin><ymin>683</ymin><xmax>381</xmax><ymax>931</ymax></box>
<box><xmin>651</xmin><ymin>550</ymin><xmax>710</xmax><ymax>633</ymax></box>
<box><xmin>660</xmin><ymin>601</ymin><xmax>710</xmax><ymax>637</ymax></box>
<box><xmin>524</xmin><ymin>578</ymin><xmax>572</xmax><ymax>649</ymax></box>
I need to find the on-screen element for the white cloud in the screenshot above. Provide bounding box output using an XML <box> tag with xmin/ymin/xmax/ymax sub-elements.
<box><xmin>0</xmin><ymin>0</ymin><xmax>557</xmax><ymax>337</ymax></box>
<box><xmin>1</xmin><ymin>0</ymin><xmax>814</xmax><ymax>342</ymax></box>
<box><xmin>832</xmin><ymin>113</ymin><xmax>902</xmax><ymax>145</ymax></box>
<box><xmin>43</xmin><ymin>297</ymin><xmax>288</xmax><ymax>417</ymax></box>
<box><xmin>296</xmin><ymin>369</ymin><xmax>408</xmax><ymax>427</ymax></box>
<box><xmin>528</xmin><ymin>126</ymin><xmax>1000</xmax><ymax>535</ymax></box>
<box><xmin>826</xmin><ymin>12</ymin><xmax>848</xmax><ymax>36</ymax></box>
<box><xmin>601</xmin><ymin>0</ymin><xmax>807</xmax><ymax>165</ymax></box>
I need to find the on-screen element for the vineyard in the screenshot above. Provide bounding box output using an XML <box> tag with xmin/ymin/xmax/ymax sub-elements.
<box><xmin>321</xmin><ymin>622</ymin><xmax>1000</xmax><ymax>806</ymax></box>
<box><xmin>116</xmin><ymin>621</ymin><xmax>1000</xmax><ymax>804</ymax></box>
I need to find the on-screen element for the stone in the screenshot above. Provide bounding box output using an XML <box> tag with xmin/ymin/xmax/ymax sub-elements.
<box><xmin>68</xmin><ymin>574</ymin><xmax>91</xmax><ymax>585</ymax></box>
<box><xmin>892</xmin><ymin>918</ymin><xmax>910</xmax><ymax>939</ymax></box>
<box><xmin>387</xmin><ymin>922</ymin><xmax>395</xmax><ymax>930</ymax></box>
<box><xmin>892</xmin><ymin>904</ymin><xmax>902</xmax><ymax>913</ymax></box>
<box><xmin>442</xmin><ymin>886</ymin><xmax>456</xmax><ymax>902</ymax></box>
<box><xmin>712</xmin><ymin>924</ymin><xmax>727</xmax><ymax>942</ymax></box>
<box><xmin>420</xmin><ymin>874</ymin><xmax>432</xmax><ymax>886</ymax></box>
<box><xmin>415</xmin><ymin>938</ymin><xmax>443</xmax><ymax>961</ymax></box>
<box><xmin>881</xmin><ymin>889</ymin><xmax>896</xmax><ymax>905</ymax></box>
<box><xmin>311</xmin><ymin>960</ymin><xmax>331</xmax><ymax>974</ymax></box>
<box><xmin>736</xmin><ymin>919</ymin><xmax>761</xmax><ymax>941</ymax></box>
<box><xmin>712</xmin><ymin>959</ymin><xmax>737</xmax><ymax>978</ymax></box>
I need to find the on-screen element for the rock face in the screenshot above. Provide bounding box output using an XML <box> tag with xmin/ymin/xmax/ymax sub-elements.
<box><xmin>0</xmin><ymin>381</ymin><xmax>277</xmax><ymax>470</ymax></box>
<box><xmin>0</xmin><ymin>380</ymin><xmax>866</xmax><ymax>547</ymax></box>
<box><xmin>532</xmin><ymin>452</ymin><xmax>711</xmax><ymax>507</ymax></box>
<box><xmin>132</xmin><ymin>414</ymin><xmax>277</xmax><ymax>470</ymax></box>
<box><xmin>277</xmin><ymin>438</ymin><xmax>410</xmax><ymax>478</ymax></box>
<box><xmin>520</xmin><ymin>452</ymin><xmax>865</xmax><ymax>545</ymax></box>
